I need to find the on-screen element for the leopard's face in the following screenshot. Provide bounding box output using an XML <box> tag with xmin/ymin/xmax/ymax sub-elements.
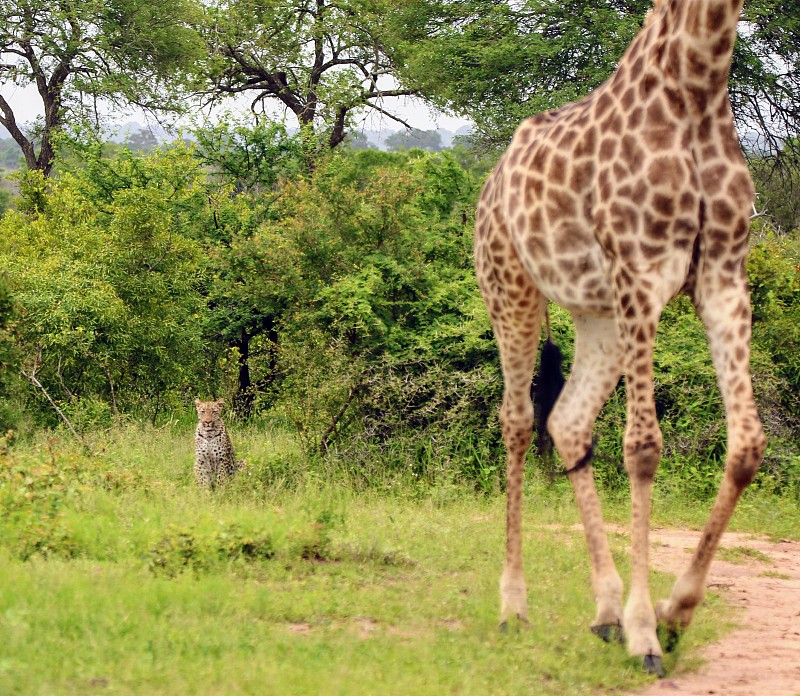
<box><xmin>195</xmin><ymin>398</ymin><xmax>224</xmax><ymax>433</ymax></box>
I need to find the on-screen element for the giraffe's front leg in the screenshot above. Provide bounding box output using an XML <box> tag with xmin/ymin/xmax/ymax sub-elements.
<box><xmin>622</xmin><ymin>427</ymin><xmax>664</xmax><ymax>676</ymax></box>
<box><xmin>617</xmin><ymin>287</ymin><xmax>665</xmax><ymax>677</ymax></box>
<box><xmin>499</xmin><ymin>565</ymin><xmax>528</xmax><ymax>627</ymax></box>
<box><xmin>656</xmin><ymin>269</ymin><xmax>766</xmax><ymax>649</ymax></box>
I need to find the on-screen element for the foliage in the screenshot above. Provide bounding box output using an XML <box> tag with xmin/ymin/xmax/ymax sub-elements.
<box><xmin>749</xmin><ymin>233</ymin><xmax>800</xmax><ymax>385</ymax></box>
<box><xmin>193</xmin><ymin>116</ymin><xmax>306</xmax><ymax>197</ymax></box>
<box><xmin>751</xmin><ymin>141</ymin><xmax>800</xmax><ymax>232</ymax></box>
<box><xmin>735</xmin><ymin>2</ymin><xmax>800</xmax><ymax>166</ymax></box>
<box><xmin>745</xmin><ymin>231</ymin><xmax>800</xmax><ymax>495</ymax></box>
<box><xmin>255</xmin><ymin>149</ymin><xmax>494</xmax><ymax>475</ymax></box>
<box><xmin>0</xmin><ymin>273</ymin><xmax>17</xmax><ymax>387</ymax></box>
<box><xmin>389</xmin><ymin>0</ymin><xmax>650</xmax><ymax>149</ymax></box>
<box><xmin>125</xmin><ymin>128</ymin><xmax>161</xmax><ymax>153</ymax></box>
<box><xmin>0</xmin><ymin>274</ymin><xmax>21</xmax><ymax>431</ymax></box>
<box><xmin>201</xmin><ymin>0</ymin><xmax>419</xmax><ymax>149</ymax></box>
<box><xmin>0</xmin><ymin>141</ymin><xmax>214</xmax><ymax>423</ymax></box>
<box><xmin>0</xmin><ymin>435</ymin><xmax>83</xmax><ymax>560</ymax></box>
<box><xmin>148</xmin><ymin>523</ymin><xmax>275</xmax><ymax>576</ymax></box>
<box><xmin>0</xmin><ymin>138</ymin><xmax>23</xmax><ymax>170</ymax></box>
<box><xmin>385</xmin><ymin>128</ymin><xmax>444</xmax><ymax>152</ymax></box>
<box><xmin>391</xmin><ymin>0</ymin><xmax>800</xmax><ymax>170</ymax></box>
<box><xmin>191</xmin><ymin>118</ymin><xmax>309</xmax><ymax>413</ymax></box>
<box><xmin>0</xmin><ymin>0</ymin><xmax>205</xmax><ymax>174</ymax></box>
<box><xmin>345</xmin><ymin>130</ymin><xmax>376</xmax><ymax>150</ymax></box>
<box><xmin>1</xmin><ymin>116</ymin><xmax>798</xmax><ymax>500</ymax></box>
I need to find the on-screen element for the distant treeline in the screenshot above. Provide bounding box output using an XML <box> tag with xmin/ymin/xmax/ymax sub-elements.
<box><xmin>0</xmin><ymin>139</ymin><xmax>23</xmax><ymax>171</ymax></box>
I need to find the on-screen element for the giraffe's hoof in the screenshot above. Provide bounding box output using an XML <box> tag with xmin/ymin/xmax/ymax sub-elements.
<box><xmin>498</xmin><ymin>614</ymin><xmax>529</xmax><ymax>633</ymax></box>
<box><xmin>643</xmin><ymin>654</ymin><xmax>666</xmax><ymax>678</ymax></box>
<box><xmin>657</xmin><ymin>623</ymin><xmax>683</xmax><ymax>653</ymax></box>
<box><xmin>591</xmin><ymin>623</ymin><xmax>624</xmax><ymax>644</ymax></box>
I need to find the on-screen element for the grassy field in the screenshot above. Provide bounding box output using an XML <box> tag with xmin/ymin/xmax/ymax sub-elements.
<box><xmin>0</xmin><ymin>424</ymin><xmax>796</xmax><ymax>695</ymax></box>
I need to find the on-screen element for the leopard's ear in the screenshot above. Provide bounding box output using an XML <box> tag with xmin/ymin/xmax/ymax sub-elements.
<box><xmin>194</xmin><ymin>398</ymin><xmax>201</xmax><ymax>407</ymax></box>
<box><xmin>216</xmin><ymin>398</ymin><xmax>225</xmax><ymax>408</ymax></box>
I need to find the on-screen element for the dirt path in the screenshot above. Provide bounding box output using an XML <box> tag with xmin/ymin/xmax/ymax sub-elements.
<box><xmin>634</xmin><ymin>528</ymin><xmax>800</xmax><ymax>696</ymax></box>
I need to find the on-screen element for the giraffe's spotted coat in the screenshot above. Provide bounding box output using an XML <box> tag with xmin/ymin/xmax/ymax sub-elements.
<box><xmin>474</xmin><ymin>0</ymin><xmax>766</xmax><ymax>672</ymax></box>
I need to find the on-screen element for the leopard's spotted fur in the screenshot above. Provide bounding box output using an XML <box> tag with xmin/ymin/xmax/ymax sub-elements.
<box><xmin>194</xmin><ymin>398</ymin><xmax>245</xmax><ymax>489</ymax></box>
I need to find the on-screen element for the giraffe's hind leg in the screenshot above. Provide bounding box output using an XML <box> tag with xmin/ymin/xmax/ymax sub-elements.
<box><xmin>475</xmin><ymin>220</ymin><xmax>546</xmax><ymax>629</ymax></box>
<box><xmin>547</xmin><ymin>314</ymin><xmax>625</xmax><ymax>640</ymax></box>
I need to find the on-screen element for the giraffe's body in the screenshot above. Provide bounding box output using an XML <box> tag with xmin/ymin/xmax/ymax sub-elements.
<box><xmin>475</xmin><ymin>0</ymin><xmax>765</xmax><ymax>675</ymax></box>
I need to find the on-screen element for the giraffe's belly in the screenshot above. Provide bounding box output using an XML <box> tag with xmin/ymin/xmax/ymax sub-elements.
<box><xmin>508</xmin><ymin>199</ymin><xmax>696</xmax><ymax>317</ymax></box>
<box><xmin>511</xmin><ymin>223</ymin><xmax>616</xmax><ymax>316</ymax></box>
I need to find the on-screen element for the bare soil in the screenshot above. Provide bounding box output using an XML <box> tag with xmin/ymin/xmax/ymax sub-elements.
<box><xmin>635</xmin><ymin>528</ymin><xmax>800</xmax><ymax>696</ymax></box>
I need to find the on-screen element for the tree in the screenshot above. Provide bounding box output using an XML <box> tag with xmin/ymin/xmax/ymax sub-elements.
<box><xmin>385</xmin><ymin>128</ymin><xmax>443</xmax><ymax>152</ymax></box>
<box><xmin>0</xmin><ymin>143</ymin><xmax>213</xmax><ymax>423</ymax></box>
<box><xmin>751</xmin><ymin>141</ymin><xmax>800</xmax><ymax>233</ymax></box>
<box><xmin>257</xmin><ymin>149</ymin><xmax>491</xmax><ymax>457</ymax></box>
<box><xmin>126</xmin><ymin>128</ymin><xmax>160</xmax><ymax>153</ymax></box>
<box><xmin>0</xmin><ymin>273</ymin><xmax>17</xmax><ymax>391</ymax></box>
<box><xmin>391</xmin><ymin>0</ymin><xmax>800</xmax><ymax>169</ymax></box>
<box><xmin>344</xmin><ymin>130</ymin><xmax>375</xmax><ymax>150</ymax></box>
<box><xmin>390</xmin><ymin>0</ymin><xmax>649</xmax><ymax>149</ymax></box>
<box><xmin>202</xmin><ymin>0</ymin><xmax>419</xmax><ymax>150</ymax></box>
<box><xmin>0</xmin><ymin>137</ymin><xmax>22</xmax><ymax>170</ymax></box>
<box><xmin>192</xmin><ymin>117</ymin><xmax>307</xmax><ymax>415</ymax></box>
<box><xmin>0</xmin><ymin>0</ymin><xmax>204</xmax><ymax>175</ymax></box>
<box><xmin>193</xmin><ymin>116</ymin><xmax>305</xmax><ymax>199</ymax></box>
<box><xmin>735</xmin><ymin>2</ymin><xmax>800</xmax><ymax>167</ymax></box>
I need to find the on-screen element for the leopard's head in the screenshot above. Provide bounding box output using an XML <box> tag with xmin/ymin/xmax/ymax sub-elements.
<box><xmin>195</xmin><ymin>398</ymin><xmax>225</xmax><ymax>430</ymax></box>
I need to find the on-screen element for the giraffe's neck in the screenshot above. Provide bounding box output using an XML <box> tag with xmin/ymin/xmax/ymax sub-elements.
<box><xmin>636</xmin><ymin>0</ymin><xmax>743</xmax><ymax>115</ymax></box>
<box><xmin>665</xmin><ymin>0</ymin><xmax>743</xmax><ymax>69</ymax></box>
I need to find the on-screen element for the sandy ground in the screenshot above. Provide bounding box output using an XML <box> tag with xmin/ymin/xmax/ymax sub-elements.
<box><xmin>633</xmin><ymin>528</ymin><xmax>800</xmax><ymax>696</ymax></box>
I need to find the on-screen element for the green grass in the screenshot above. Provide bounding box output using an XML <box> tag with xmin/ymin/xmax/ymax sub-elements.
<box><xmin>0</xmin><ymin>424</ymin><xmax>796</xmax><ymax>695</ymax></box>
<box><xmin>716</xmin><ymin>546</ymin><xmax>773</xmax><ymax>565</ymax></box>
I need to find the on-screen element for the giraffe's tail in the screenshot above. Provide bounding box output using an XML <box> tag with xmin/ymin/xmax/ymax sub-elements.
<box><xmin>532</xmin><ymin>326</ymin><xmax>565</xmax><ymax>459</ymax></box>
<box><xmin>532</xmin><ymin>314</ymin><xmax>595</xmax><ymax>476</ymax></box>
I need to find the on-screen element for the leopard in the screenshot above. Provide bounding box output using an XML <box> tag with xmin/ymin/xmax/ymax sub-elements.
<box><xmin>193</xmin><ymin>398</ymin><xmax>245</xmax><ymax>489</ymax></box>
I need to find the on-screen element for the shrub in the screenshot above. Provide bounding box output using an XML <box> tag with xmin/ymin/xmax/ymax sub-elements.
<box><xmin>147</xmin><ymin>523</ymin><xmax>275</xmax><ymax>577</ymax></box>
<box><xmin>0</xmin><ymin>143</ymin><xmax>215</xmax><ymax>424</ymax></box>
<box><xmin>0</xmin><ymin>436</ymin><xmax>84</xmax><ymax>559</ymax></box>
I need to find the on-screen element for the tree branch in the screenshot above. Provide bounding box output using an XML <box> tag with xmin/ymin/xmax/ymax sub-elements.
<box><xmin>319</xmin><ymin>381</ymin><xmax>362</xmax><ymax>453</ymax></box>
<box><xmin>362</xmin><ymin>101</ymin><xmax>414</xmax><ymax>130</ymax></box>
<box><xmin>0</xmin><ymin>95</ymin><xmax>37</xmax><ymax>168</ymax></box>
<box><xmin>21</xmin><ymin>367</ymin><xmax>86</xmax><ymax>450</ymax></box>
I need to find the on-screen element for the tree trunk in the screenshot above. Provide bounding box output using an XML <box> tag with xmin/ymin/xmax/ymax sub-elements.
<box><xmin>234</xmin><ymin>327</ymin><xmax>254</xmax><ymax>417</ymax></box>
<box><xmin>328</xmin><ymin>106</ymin><xmax>349</xmax><ymax>149</ymax></box>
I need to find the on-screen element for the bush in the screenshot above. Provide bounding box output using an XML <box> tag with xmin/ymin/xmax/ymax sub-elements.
<box><xmin>147</xmin><ymin>523</ymin><xmax>275</xmax><ymax>577</ymax></box>
<box><xmin>0</xmin><ymin>143</ymin><xmax>216</xmax><ymax>424</ymax></box>
<box><xmin>0</xmin><ymin>273</ymin><xmax>21</xmax><ymax>431</ymax></box>
<box><xmin>0</xmin><ymin>436</ymin><xmax>84</xmax><ymax>559</ymax></box>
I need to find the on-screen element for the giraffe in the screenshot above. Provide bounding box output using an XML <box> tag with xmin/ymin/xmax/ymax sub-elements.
<box><xmin>473</xmin><ymin>0</ymin><xmax>766</xmax><ymax>677</ymax></box>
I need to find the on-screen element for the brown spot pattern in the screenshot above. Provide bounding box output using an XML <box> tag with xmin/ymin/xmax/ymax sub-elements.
<box><xmin>473</xmin><ymin>0</ymin><xmax>763</xmax><ymax>668</ymax></box>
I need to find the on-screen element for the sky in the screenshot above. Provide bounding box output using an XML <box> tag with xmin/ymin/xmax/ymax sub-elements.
<box><xmin>0</xmin><ymin>83</ymin><xmax>472</xmax><ymax>138</ymax></box>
